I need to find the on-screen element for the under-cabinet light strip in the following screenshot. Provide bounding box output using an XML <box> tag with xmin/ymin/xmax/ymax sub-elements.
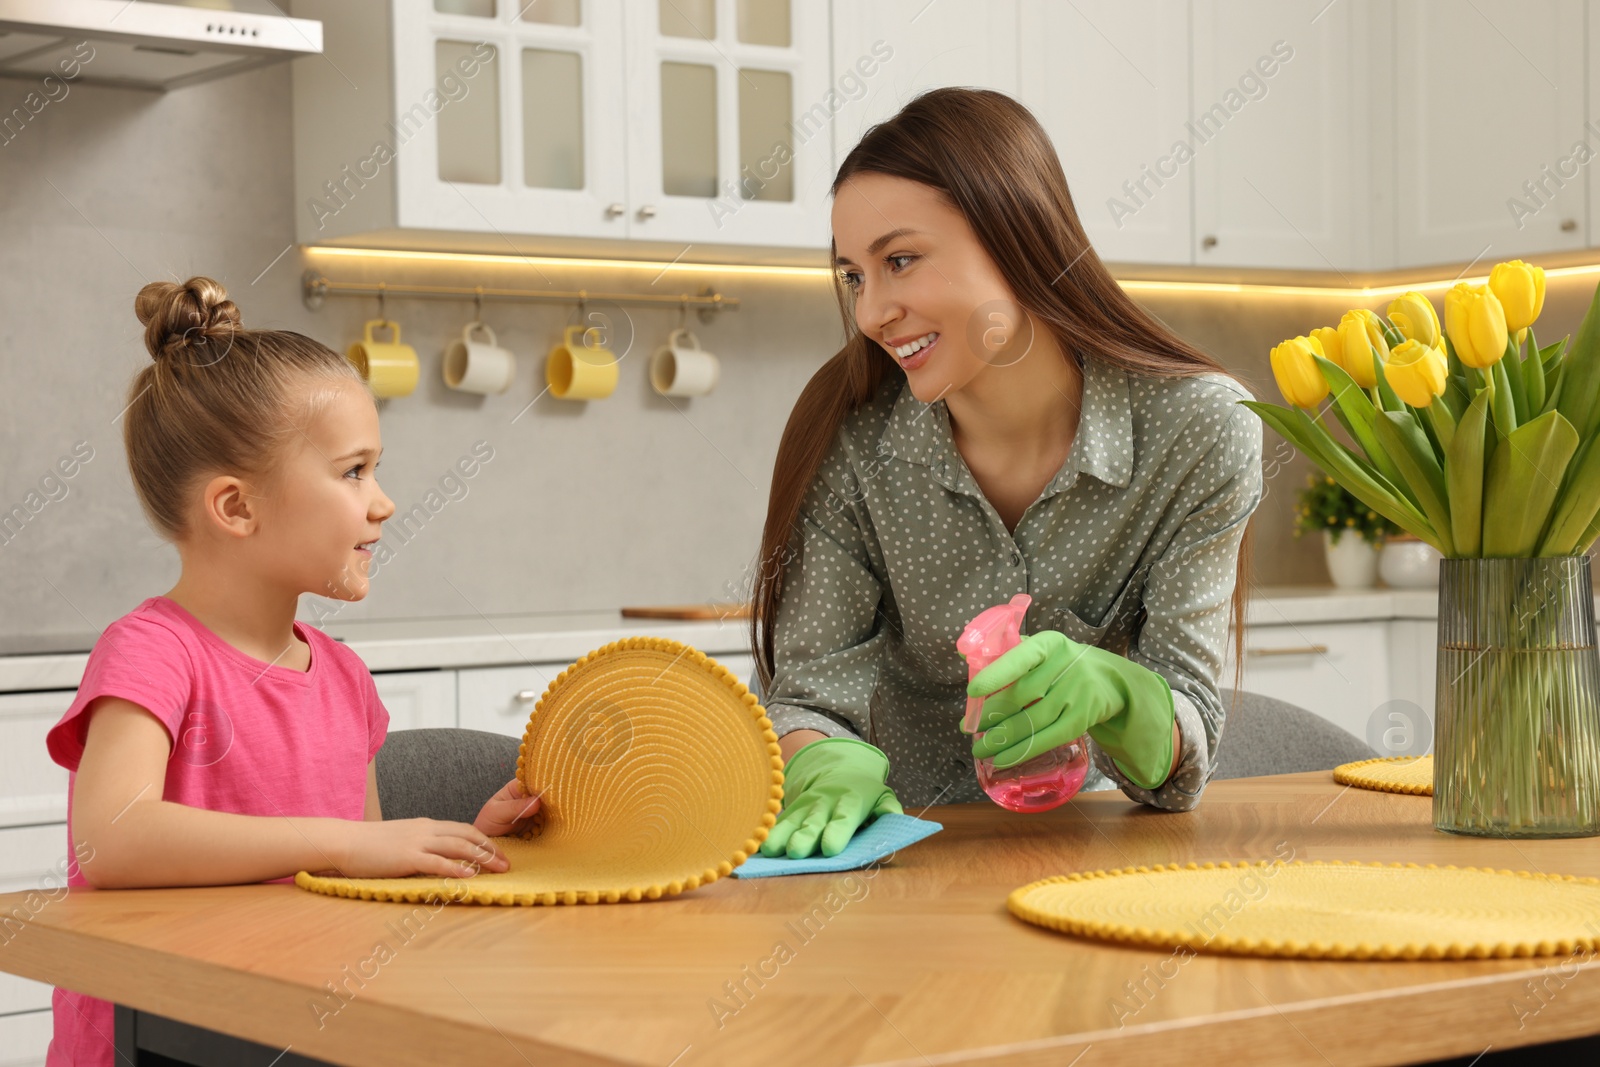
<box><xmin>302</xmin><ymin>245</ymin><xmax>1600</xmax><ymax>299</ymax></box>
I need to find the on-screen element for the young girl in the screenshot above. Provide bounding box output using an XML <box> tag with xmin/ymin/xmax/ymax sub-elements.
<box><xmin>44</xmin><ymin>277</ymin><xmax>540</xmax><ymax>1067</ymax></box>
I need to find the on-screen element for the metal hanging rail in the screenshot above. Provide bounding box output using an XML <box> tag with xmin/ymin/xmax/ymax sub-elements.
<box><xmin>300</xmin><ymin>271</ymin><xmax>738</xmax><ymax>321</ymax></box>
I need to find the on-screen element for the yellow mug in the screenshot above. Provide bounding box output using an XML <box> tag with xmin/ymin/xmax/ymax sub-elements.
<box><xmin>347</xmin><ymin>320</ymin><xmax>420</xmax><ymax>398</ymax></box>
<box><xmin>546</xmin><ymin>324</ymin><xmax>619</xmax><ymax>400</ymax></box>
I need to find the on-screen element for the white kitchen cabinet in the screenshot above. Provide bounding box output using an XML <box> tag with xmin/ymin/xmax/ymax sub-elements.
<box><xmin>457</xmin><ymin>661</ymin><xmax>568</xmax><ymax>738</ymax></box>
<box><xmin>1385</xmin><ymin>617</ymin><xmax>1438</xmax><ymax>726</ymax></box>
<box><xmin>623</xmin><ymin>0</ymin><xmax>834</xmax><ymax>247</ymax></box>
<box><xmin>1222</xmin><ymin>619</ymin><xmax>1391</xmax><ymax>741</ymax></box>
<box><xmin>1393</xmin><ymin>0</ymin><xmax>1587</xmax><ymax>268</ymax></box>
<box><xmin>371</xmin><ymin>669</ymin><xmax>458</xmax><ymax>730</ymax></box>
<box><xmin>393</xmin><ymin>0</ymin><xmax>632</xmax><ymax>240</ymax></box>
<box><xmin>293</xmin><ymin>0</ymin><xmax>833</xmax><ymax>253</ymax></box>
<box><xmin>1191</xmin><ymin>0</ymin><xmax>1374</xmax><ymax>270</ymax></box>
<box><xmin>1019</xmin><ymin>0</ymin><xmax>1193</xmax><ymax>266</ymax></box>
<box><xmin>0</xmin><ymin>824</ymin><xmax>73</xmax><ymax>1019</ymax></box>
<box><xmin>0</xmin><ymin>1011</ymin><xmax>51</xmax><ymax>1067</ymax></box>
<box><xmin>829</xmin><ymin>0</ymin><xmax>1018</xmax><ymax>178</ymax></box>
<box><xmin>456</xmin><ymin>649</ymin><xmax>755</xmax><ymax>740</ymax></box>
<box><xmin>0</xmin><ymin>690</ymin><xmax>72</xmax><ymax>829</ymax></box>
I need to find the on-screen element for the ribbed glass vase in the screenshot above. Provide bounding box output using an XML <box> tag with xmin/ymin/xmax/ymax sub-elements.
<box><xmin>1434</xmin><ymin>557</ymin><xmax>1600</xmax><ymax>837</ymax></box>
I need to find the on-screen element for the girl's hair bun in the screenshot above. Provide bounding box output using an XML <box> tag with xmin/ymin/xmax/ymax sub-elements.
<box><xmin>134</xmin><ymin>277</ymin><xmax>242</xmax><ymax>363</ymax></box>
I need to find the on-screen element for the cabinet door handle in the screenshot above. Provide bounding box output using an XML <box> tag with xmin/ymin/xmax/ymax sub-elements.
<box><xmin>1201</xmin><ymin>234</ymin><xmax>1218</xmax><ymax>249</ymax></box>
<box><xmin>605</xmin><ymin>202</ymin><xmax>625</xmax><ymax>218</ymax></box>
<box><xmin>1247</xmin><ymin>644</ymin><xmax>1329</xmax><ymax>657</ymax></box>
<box><xmin>1561</xmin><ymin>218</ymin><xmax>1578</xmax><ymax>232</ymax></box>
<box><xmin>513</xmin><ymin>689</ymin><xmax>540</xmax><ymax>703</ymax></box>
<box><xmin>637</xmin><ymin>204</ymin><xmax>657</xmax><ymax>220</ymax></box>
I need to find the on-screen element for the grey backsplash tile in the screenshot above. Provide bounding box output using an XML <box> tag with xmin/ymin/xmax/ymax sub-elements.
<box><xmin>8</xmin><ymin>64</ymin><xmax>1596</xmax><ymax>640</ymax></box>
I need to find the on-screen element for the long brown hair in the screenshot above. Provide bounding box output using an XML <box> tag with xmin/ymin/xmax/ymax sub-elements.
<box><xmin>125</xmin><ymin>276</ymin><xmax>364</xmax><ymax>539</ymax></box>
<box><xmin>752</xmin><ymin>87</ymin><xmax>1255</xmax><ymax>701</ymax></box>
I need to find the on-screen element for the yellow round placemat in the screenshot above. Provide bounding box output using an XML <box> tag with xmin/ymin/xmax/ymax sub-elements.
<box><xmin>1334</xmin><ymin>755</ymin><xmax>1434</xmax><ymax>795</ymax></box>
<box><xmin>1009</xmin><ymin>861</ymin><xmax>1600</xmax><ymax>959</ymax></box>
<box><xmin>296</xmin><ymin>637</ymin><xmax>783</xmax><ymax>905</ymax></box>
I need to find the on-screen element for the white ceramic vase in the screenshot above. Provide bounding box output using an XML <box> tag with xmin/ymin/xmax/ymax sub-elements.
<box><xmin>1379</xmin><ymin>537</ymin><xmax>1442</xmax><ymax>588</ymax></box>
<box><xmin>1323</xmin><ymin>530</ymin><xmax>1380</xmax><ymax>589</ymax></box>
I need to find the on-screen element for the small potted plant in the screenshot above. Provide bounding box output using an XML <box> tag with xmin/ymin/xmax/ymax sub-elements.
<box><xmin>1378</xmin><ymin>531</ymin><xmax>1443</xmax><ymax>588</ymax></box>
<box><xmin>1294</xmin><ymin>474</ymin><xmax>1399</xmax><ymax>588</ymax></box>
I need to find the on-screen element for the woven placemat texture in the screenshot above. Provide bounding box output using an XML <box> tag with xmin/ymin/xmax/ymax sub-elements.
<box><xmin>297</xmin><ymin>637</ymin><xmax>783</xmax><ymax>904</ymax></box>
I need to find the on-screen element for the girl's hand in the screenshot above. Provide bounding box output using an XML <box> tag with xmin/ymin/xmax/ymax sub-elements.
<box><xmin>473</xmin><ymin>777</ymin><xmax>542</xmax><ymax>838</ymax></box>
<box><xmin>332</xmin><ymin>818</ymin><xmax>510</xmax><ymax>879</ymax></box>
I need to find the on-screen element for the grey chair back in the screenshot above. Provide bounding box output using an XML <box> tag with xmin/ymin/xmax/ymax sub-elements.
<box><xmin>375</xmin><ymin>727</ymin><xmax>521</xmax><ymax>825</ymax></box>
<box><xmin>1211</xmin><ymin>687</ymin><xmax>1376</xmax><ymax>780</ymax></box>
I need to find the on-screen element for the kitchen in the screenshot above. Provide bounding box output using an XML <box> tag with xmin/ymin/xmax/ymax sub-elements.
<box><xmin>3</xmin><ymin>1</ymin><xmax>1600</xmax><ymax>1064</ymax></box>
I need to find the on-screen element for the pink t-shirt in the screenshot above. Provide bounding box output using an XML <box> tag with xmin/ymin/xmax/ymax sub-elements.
<box><xmin>43</xmin><ymin>596</ymin><xmax>389</xmax><ymax>1067</ymax></box>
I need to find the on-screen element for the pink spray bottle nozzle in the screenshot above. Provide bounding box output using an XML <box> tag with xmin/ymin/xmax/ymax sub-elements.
<box><xmin>957</xmin><ymin>593</ymin><xmax>1032</xmax><ymax>733</ymax></box>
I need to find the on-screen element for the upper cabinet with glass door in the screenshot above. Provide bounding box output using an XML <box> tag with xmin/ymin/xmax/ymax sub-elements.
<box><xmin>624</xmin><ymin>0</ymin><xmax>832</xmax><ymax>247</ymax></box>
<box><xmin>291</xmin><ymin>0</ymin><xmax>832</xmax><ymax>253</ymax></box>
<box><xmin>391</xmin><ymin>0</ymin><xmax>630</xmax><ymax>240</ymax></box>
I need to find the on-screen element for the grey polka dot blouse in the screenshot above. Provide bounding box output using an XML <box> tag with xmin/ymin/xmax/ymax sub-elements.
<box><xmin>763</xmin><ymin>355</ymin><xmax>1264</xmax><ymax>811</ymax></box>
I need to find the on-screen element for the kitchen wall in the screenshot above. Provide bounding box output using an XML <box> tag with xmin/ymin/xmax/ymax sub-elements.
<box><xmin>5</xmin><ymin>61</ymin><xmax>1596</xmax><ymax>641</ymax></box>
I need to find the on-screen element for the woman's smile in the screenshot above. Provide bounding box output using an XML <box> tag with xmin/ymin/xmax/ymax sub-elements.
<box><xmin>889</xmin><ymin>331</ymin><xmax>940</xmax><ymax>371</ymax></box>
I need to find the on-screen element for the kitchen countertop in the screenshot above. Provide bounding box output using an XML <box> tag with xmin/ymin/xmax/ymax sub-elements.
<box><xmin>0</xmin><ymin>585</ymin><xmax>1559</xmax><ymax>694</ymax></box>
<box><xmin>0</xmin><ymin>610</ymin><xmax>755</xmax><ymax>694</ymax></box>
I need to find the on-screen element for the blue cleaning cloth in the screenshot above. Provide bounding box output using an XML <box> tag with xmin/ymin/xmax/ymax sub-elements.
<box><xmin>733</xmin><ymin>813</ymin><xmax>943</xmax><ymax>878</ymax></box>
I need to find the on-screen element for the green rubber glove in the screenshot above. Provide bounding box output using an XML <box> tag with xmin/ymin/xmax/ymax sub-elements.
<box><xmin>967</xmin><ymin>631</ymin><xmax>1176</xmax><ymax>789</ymax></box>
<box><xmin>760</xmin><ymin>737</ymin><xmax>903</xmax><ymax>859</ymax></box>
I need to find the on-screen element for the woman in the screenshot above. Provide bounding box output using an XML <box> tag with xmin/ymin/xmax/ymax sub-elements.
<box><xmin>751</xmin><ymin>88</ymin><xmax>1263</xmax><ymax>860</ymax></box>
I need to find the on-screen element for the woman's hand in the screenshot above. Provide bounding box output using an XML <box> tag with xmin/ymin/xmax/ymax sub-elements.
<box><xmin>760</xmin><ymin>737</ymin><xmax>902</xmax><ymax>859</ymax></box>
<box><xmin>473</xmin><ymin>777</ymin><xmax>542</xmax><ymax>838</ymax></box>
<box><xmin>968</xmin><ymin>631</ymin><xmax>1177</xmax><ymax>789</ymax></box>
<box><xmin>330</xmin><ymin>818</ymin><xmax>510</xmax><ymax>879</ymax></box>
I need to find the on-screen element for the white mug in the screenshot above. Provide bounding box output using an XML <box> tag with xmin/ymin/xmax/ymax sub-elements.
<box><xmin>443</xmin><ymin>321</ymin><xmax>515</xmax><ymax>395</ymax></box>
<box><xmin>650</xmin><ymin>328</ymin><xmax>720</xmax><ymax>398</ymax></box>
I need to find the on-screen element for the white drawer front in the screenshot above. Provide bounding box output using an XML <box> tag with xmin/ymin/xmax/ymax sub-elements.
<box><xmin>0</xmin><ymin>691</ymin><xmax>74</xmax><ymax>829</ymax></box>
<box><xmin>1224</xmin><ymin>621</ymin><xmax>1390</xmax><ymax>740</ymax></box>
<box><xmin>370</xmin><ymin>670</ymin><xmax>457</xmax><ymax>731</ymax></box>
<box><xmin>457</xmin><ymin>663</ymin><xmax>570</xmax><ymax>739</ymax></box>
<box><xmin>0</xmin><ymin>824</ymin><xmax>76</xmax><ymax>1015</ymax></box>
<box><xmin>0</xmin><ymin>1010</ymin><xmax>52</xmax><ymax>1067</ymax></box>
<box><xmin>457</xmin><ymin>650</ymin><xmax>757</xmax><ymax>741</ymax></box>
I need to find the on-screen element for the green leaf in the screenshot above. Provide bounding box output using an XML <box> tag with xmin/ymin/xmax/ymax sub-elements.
<box><xmin>1372</xmin><ymin>410</ymin><xmax>1456</xmax><ymax>557</ymax></box>
<box><xmin>1491</xmin><ymin>358</ymin><xmax>1519</xmax><ymax>438</ymax></box>
<box><xmin>1481</xmin><ymin>410</ymin><xmax>1579</xmax><ymax>557</ymax></box>
<box><xmin>1425</xmin><ymin>398</ymin><xmax>1456</xmax><ymax>454</ymax></box>
<box><xmin>1542</xmin><ymin>362</ymin><xmax>1565</xmax><ymax>417</ymax></box>
<box><xmin>1446</xmin><ymin>389</ymin><xmax>1491</xmax><ymax>557</ymax></box>
<box><xmin>1240</xmin><ymin>401</ymin><xmax>1433</xmax><ymax>538</ymax></box>
<box><xmin>1538</xmin><ymin>436</ymin><xmax>1600</xmax><ymax>556</ymax></box>
<box><xmin>1312</xmin><ymin>355</ymin><xmax>1412</xmax><ymax>501</ymax></box>
<box><xmin>1555</xmin><ymin>280</ymin><xmax>1600</xmax><ymax>441</ymax></box>
<box><xmin>1441</xmin><ymin>374</ymin><xmax>1469</xmax><ymax>421</ymax></box>
<box><xmin>1501</xmin><ymin>335</ymin><xmax>1528</xmax><ymax>421</ymax></box>
<box><xmin>1540</xmin><ymin>334</ymin><xmax>1568</xmax><ymax>369</ymax></box>
<box><xmin>1523</xmin><ymin>328</ymin><xmax>1546</xmax><ymax>414</ymax></box>
<box><xmin>1572</xmin><ymin>499</ymin><xmax>1600</xmax><ymax>557</ymax></box>
<box><xmin>1372</xmin><ymin>356</ymin><xmax>1404</xmax><ymax>412</ymax></box>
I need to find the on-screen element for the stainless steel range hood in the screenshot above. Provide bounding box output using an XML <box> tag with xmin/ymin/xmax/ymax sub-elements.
<box><xmin>0</xmin><ymin>0</ymin><xmax>322</xmax><ymax>91</ymax></box>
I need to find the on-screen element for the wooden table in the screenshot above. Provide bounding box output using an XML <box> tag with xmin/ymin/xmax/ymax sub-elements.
<box><xmin>3</xmin><ymin>771</ymin><xmax>1598</xmax><ymax>1067</ymax></box>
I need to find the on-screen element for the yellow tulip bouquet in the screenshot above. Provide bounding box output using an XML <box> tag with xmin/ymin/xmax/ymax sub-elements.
<box><xmin>1246</xmin><ymin>260</ymin><xmax>1600</xmax><ymax>837</ymax></box>
<box><xmin>1248</xmin><ymin>260</ymin><xmax>1597</xmax><ymax>559</ymax></box>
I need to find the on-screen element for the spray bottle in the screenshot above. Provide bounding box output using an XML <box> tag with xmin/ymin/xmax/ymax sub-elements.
<box><xmin>957</xmin><ymin>593</ymin><xmax>1090</xmax><ymax>813</ymax></box>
